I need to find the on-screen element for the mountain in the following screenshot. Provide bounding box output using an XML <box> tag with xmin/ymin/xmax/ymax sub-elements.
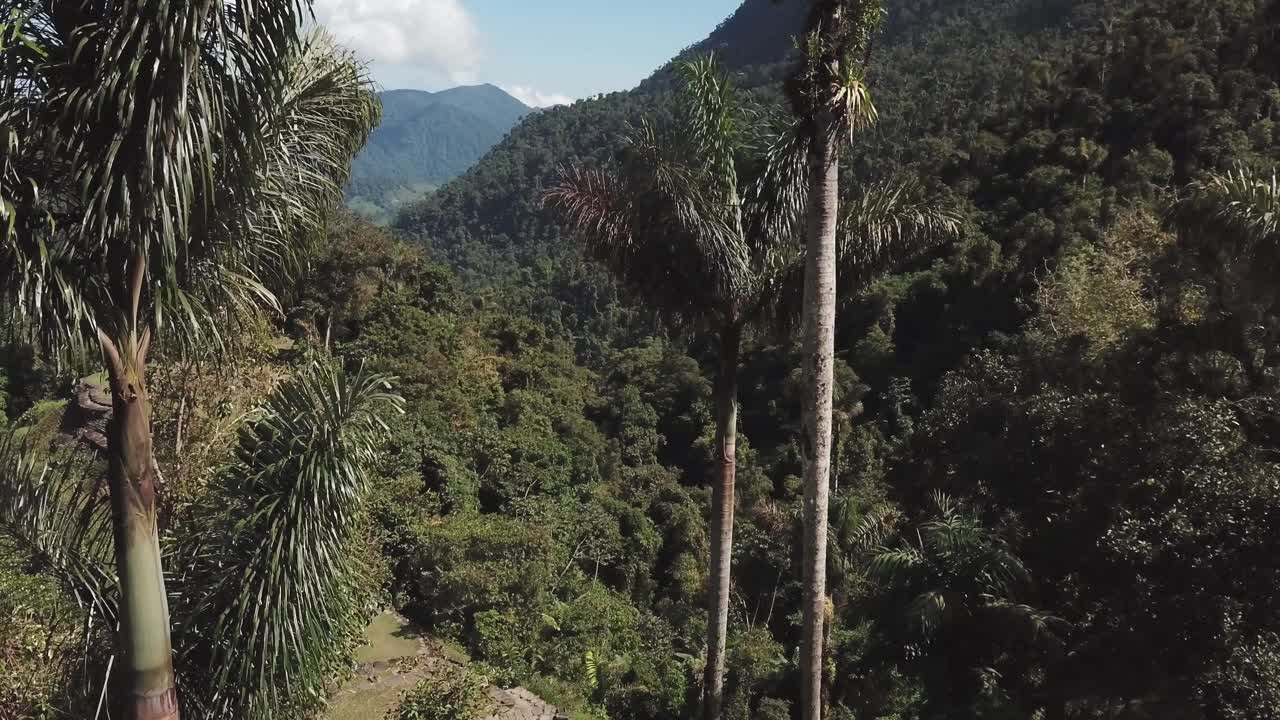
<box><xmin>346</xmin><ymin>84</ymin><xmax>531</xmax><ymax>224</ymax></box>
<box><xmin>393</xmin><ymin>0</ymin><xmax>811</xmax><ymax>282</ymax></box>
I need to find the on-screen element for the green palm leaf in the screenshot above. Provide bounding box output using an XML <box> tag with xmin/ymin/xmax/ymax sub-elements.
<box><xmin>0</xmin><ymin>6</ymin><xmax>378</xmax><ymax>359</ymax></box>
<box><xmin>838</xmin><ymin>178</ymin><xmax>964</xmax><ymax>288</ymax></box>
<box><xmin>0</xmin><ymin>434</ymin><xmax>116</xmax><ymax>623</ymax></box>
<box><xmin>1181</xmin><ymin>166</ymin><xmax>1280</xmax><ymax>249</ymax></box>
<box><xmin>771</xmin><ymin>177</ymin><xmax>963</xmax><ymax>324</ymax></box>
<box><xmin>545</xmin><ymin>55</ymin><xmax>759</xmax><ymax>323</ymax></box>
<box><xmin>174</xmin><ymin>361</ymin><xmax>403</xmax><ymax>719</ymax></box>
<box><xmin>163</xmin><ymin>29</ymin><xmax>380</xmax><ymax>356</ymax></box>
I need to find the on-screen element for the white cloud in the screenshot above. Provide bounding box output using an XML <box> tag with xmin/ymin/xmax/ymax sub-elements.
<box><xmin>499</xmin><ymin>85</ymin><xmax>575</xmax><ymax>108</ymax></box>
<box><xmin>313</xmin><ymin>0</ymin><xmax>480</xmax><ymax>82</ymax></box>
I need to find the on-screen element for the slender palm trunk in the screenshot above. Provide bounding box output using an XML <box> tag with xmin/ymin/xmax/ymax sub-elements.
<box><xmin>101</xmin><ymin>329</ymin><xmax>179</xmax><ymax>720</ymax></box>
<box><xmin>799</xmin><ymin>113</ymin><xmax>841</xmax><ymax>720</ymax></box>
<box><xmin>703</xmin><ymin>321</ymin><xmax>741</xmax><ymax>720</ymax></box>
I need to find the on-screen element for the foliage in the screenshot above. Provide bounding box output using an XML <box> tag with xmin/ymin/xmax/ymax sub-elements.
<box><xmin>0</xmin><ymin>13</ymin><xmax>378</xmax><ymax>357</ymax></box>
<box><xmin>386</xmin><ymin>662</ymin><xmax>491</xmax><ymax>720</ymax></box>
<box><xmin>0</xmin><ymin>436</ymin><xmax>115</xmax><ymax>623</ymax></box>
<box><xmin>387</xmin><ymin>0</ymin><xmax>1280</xmax><ymax>717</ymax></box>
<box><xmin>0</xmin><ymin>536</ymin><xmax>100</xmax><ymax>719</ymax></box>
<box><xmin>1029</xmin><ymin>208</ymin><xmax>1171</xmax><ymax>361</ymax></box>
<box><xmin>173</xmin><ymin>361</ymin><xmax>403</xmax><ymax>719</ymax></box>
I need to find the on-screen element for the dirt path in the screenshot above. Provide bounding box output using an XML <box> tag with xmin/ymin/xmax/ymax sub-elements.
<box><xmin>324</xmin><ymin>612</ymin><xmax>564</xmax><ymax>720</ymax></box>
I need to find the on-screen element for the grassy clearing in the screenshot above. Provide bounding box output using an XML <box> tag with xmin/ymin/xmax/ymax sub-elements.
<box><xmin>355</xmin><ymin>612</ymin><xmax>423</xmax><ymax>664</ymax></box>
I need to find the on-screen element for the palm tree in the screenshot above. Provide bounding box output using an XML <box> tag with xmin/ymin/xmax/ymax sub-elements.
<box><xmin>547</xmin><ymin>52</ymin><xmax>958</xmax><ymax>719</ymax></box>
<box><xmin>545</xmin><ymin>56</ymin><xmax>794</xmax><ymax>720</ymax></box>
<box><xmin>784</xmin><ymin>3</ymin><xmax>961</xmax><ymax>718</ymax></box>
<box><xmin>868</xmin><ymin>492</ymin><xmax>1058</xmax><ymax>644</ymax></box>
<box><xmin>0</xmin><ymin>361</ymin><xmax>402</xmax><ymax>719</ymax></box>
<box><xmin>789</xmin><ymin>4</ymin><xmax>883</xmax><ymax>719</ymax></box>
<box><xmin>0</xmin><ymin>3</ymin><xmax>379</xmax><ymax>714</ymax></box>
<box><xmin>867</xmin><ymin>492</ymin><xmax>1063</xmax><ymax>715</ymax></box>
<box><xmin>174</xmin><ymin>361</ymin><xmax>402</xmax><ymax>718</ymax></box>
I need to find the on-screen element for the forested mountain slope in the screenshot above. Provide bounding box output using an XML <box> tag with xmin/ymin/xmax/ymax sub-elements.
<box><xmin>347</xmin><ymin>85</ymin><xmax>530</xmax><ymax>224</ymax></box>
<box><xmin>378</xmin><ymin>0</ymin><xmax>1280</xmax><ymax>717</ymax></box>
<box><xmin>398</xmin><ymin>0</ymin><xmax>1280</xmax><ymax>368</ymax></box>
<box><xmin>392</xmin><ymin>0</ymin><xmax>806</xmax><ymax>280</ymax></box>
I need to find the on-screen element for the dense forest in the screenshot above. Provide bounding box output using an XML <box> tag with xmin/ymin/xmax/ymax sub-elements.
<box><xmin>4</xmin><ymin>0</ymin><xmax>1280</xmax><ymax>719</ymax></box>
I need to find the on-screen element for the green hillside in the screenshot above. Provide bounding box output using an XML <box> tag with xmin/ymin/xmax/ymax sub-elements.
<box><xmin>383</xmin><ymin>0</ymin><xmax>1280</xmax><ymax>715</ymax></box>
<box><xmin>347</xmin><ymin>84</ymin><xmax>531</xmax><ymax>224</ymax></box>
<box><xmin>393</xmin><ymin>0</ymin><xmax>808</xmax><ymax>278</ymax></box>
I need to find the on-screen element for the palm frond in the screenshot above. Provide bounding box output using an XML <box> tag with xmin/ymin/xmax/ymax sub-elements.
<box><xmin>849</xmin><ymin>502</ymin><xmax>901</xmax><ymax>553</ymax></box>
<box><xmin>768</xmin><ymin>177</ymin><xmax>962</xmax><ymax>329</ymax></box>
<box><xmin>0</xmin><ymin>9</ymin><xmax>42</xmax><ymax>242</ymax></box>
<box><xmin>869</xmin><ymin>544</ymin><xmax>927</xmax><ymax>577</ymax></box>
<box><xmin>0</xmin><ymin>7</ymin><xmax>95</xmax><ymax>359</ymax></box>
<box><xmin>907</xmin><ymin>590</ymin><xmax>952</xmax><ymax>636</ymax></box>
<box><xmin>838</xmin><ymin>178</ymin><xmax>963</xmax><ymax>288</ymax></box>
<box><xmin>676</xmin><ymin>54</ymin><xmax>747</xmax><ymax>202</ymax></box>
<box><xmin>919</xmin><ymin>494</ymin><xmax>983</xmax><ymax>558</ymax></box>
<box><xmin>744</xmin><ymin>113</ymin><xmax>809</xmax><ymax>277</ymax></box>
<box><xmin>0</xmin><ymin>433</ymin><xmax>116</xmax><ymax>623</ymax></box>
<box><xmin>545</xmin><ymin>125</ymin><xmax>750</xmax><ymax>319</ymax></box>
<box><xmin>583</xmin><ymin>649</ymin><xmax>600</xmax><ymax>691</ymax></box>
<box><xmin>978</xmin><ymin>599</ymin><xmax>1067</xmax><ymax>643</ymax></box>
<box><xmin>544</xmin><ymin>164</ymin><xmax>639</xmax><ymax>271</ymax></box>
<box><xmin>972</xmin><ymin>544</ymin><xmax>1031</xmax><ymax>598</ymax></box>
<box><xmin>832</xmin><ymin>66</ymin><xmax>878</xmax><ymax>142</ymax></box>
<box><xmin>174</xmin><ymin>360</ymin><xmax>403</xmax><ymax>719</ymax></box>
<box><xmin>871</xmin><ymin>491</ymin><xmax>1055</xmax><ymax>644</ymax></box>
<box><xmin>1180</xmin><ymin>166</ymin><xmax>1280</xmax><ymax>249</ymax></box>
<box><xmin>622</xmin><ymin>117</ymin><xmax>753</xmax><ymax>305</ymax></box>
<box><xmin>1</xmin><ymin>4</ymin><xmax>373</xmax><ymax>362</ymax></box>
<box><xmin>164</xmin><ymin>30</ymin><xmax>380</xmax><ymax>356</ymax></box>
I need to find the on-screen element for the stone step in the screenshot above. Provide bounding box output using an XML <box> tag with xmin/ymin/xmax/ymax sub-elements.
<box><xmin>482</xmin><ymin>685</ymin><xmax>565</xmax><ymax>720</ymax></box>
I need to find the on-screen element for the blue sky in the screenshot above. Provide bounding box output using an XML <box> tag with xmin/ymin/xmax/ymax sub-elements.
<box><xmin>314</xmin><ymin>0</ymin><xmax>743</xmax><ymax>106</ymax></box>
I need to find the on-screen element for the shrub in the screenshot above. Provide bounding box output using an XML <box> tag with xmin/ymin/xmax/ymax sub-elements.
<box><xmin>757</xmin><ymin>697</ymin><xmax>793</xmax><ymax>720</ymax></box>
<box><xmin>387</xmin><ymin>662</ymin><xmax>491</xmax><ymax>720</ymax></box>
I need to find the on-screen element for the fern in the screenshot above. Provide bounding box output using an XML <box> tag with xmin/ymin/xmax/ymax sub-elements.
<box><xmin>583</xmin><ymin>649</ymin><xmax>599</xmax><ymax>691</ymax></box>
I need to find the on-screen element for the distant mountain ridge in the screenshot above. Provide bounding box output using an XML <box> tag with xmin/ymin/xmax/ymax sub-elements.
<box><xmin>346</xmin><ymin>84</ymin><xmax>530</xmax><ymax>223</ymax></box>
<box><xmin>394</xmin><ymin>0</ymin><xmax>808</xmax><ymax>278</ymax></box>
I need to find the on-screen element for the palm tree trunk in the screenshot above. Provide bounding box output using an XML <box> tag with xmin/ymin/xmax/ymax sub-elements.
<box><xmin>799</xmin><ymin>112</ymin><xmax>841</xmax><ymax>720</ymax></box>
<box><xmin>703</xmin><ymin>321</ymin><xmax>741</xmax><ymax>720</ymax></box>
<box><xmin>101</xmin><ymin>329</ymin><xmax>180</xmax><ymax>720</ymax></box>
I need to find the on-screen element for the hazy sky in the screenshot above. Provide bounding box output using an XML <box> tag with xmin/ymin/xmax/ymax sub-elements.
<box><xmin>314</xmin><ymin>0</ymin><xmax>743</xmax><ymax>107</ymax></box>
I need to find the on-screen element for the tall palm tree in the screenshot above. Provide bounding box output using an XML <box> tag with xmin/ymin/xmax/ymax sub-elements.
<box><xmin>545</xmin><ymin>56</ymin><xmax>793</xmax><ymax>720</ymax></box>
<box><xmin>547</xmin><ymin>52</ymin><xmax>958</xmax><ymax>719</ymax></box>
<box><xmin>0</xmin><ymin>360</ymin><xmax>402</xmax><ymax>720</ymax></box>
<box><xmin>784</xmin><ymin>3</ymin><xmax>961</xmax><ymax>718</ymax></box>
<box><xmin>0</xmin><ymin>2</ymin><xmax>379</xmax><ymax>715</ymax></box>
<box><xmin>175</xmin><ymin>361</ymin><xmax>402</xmax><ymax>718</ymax></box>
